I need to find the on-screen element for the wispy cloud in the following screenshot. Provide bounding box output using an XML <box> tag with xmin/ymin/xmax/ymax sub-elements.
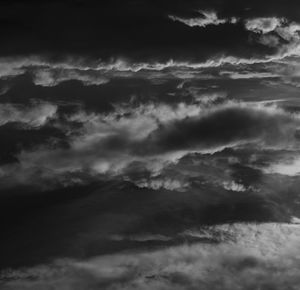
<box><xmin>33</xmin><ymin>68</ymin><xmax>110</xmax><ymax>87</ymax></box>
<box><xmin>168</xmin><ymin>10</ymin><xmax>237</xmax><ymax>28</ymax></box>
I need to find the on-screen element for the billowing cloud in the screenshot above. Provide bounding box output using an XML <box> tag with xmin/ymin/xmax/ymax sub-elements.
<box><xmin>2</xmin><ymin>3</ymin><xmax>300</xmax><ymax>288</ymax></box>
<box><xmin>144</xmin><ymin>102</ymin><xmax>299</xmax><ymax>154</ymax></box>
<box><xmin>245</xmin><ymin>17</ymin><xmax>300</xmax><ymax>63</ymax></box>
<box><xmin>0</xmin><ymin>99</ymin><xmax>297</xmax><ymax>189</ymax></box>
<box><xmin>245</xmin><ymin>17</ymin><xmax>284</xmax><ymax>34</ymax></box>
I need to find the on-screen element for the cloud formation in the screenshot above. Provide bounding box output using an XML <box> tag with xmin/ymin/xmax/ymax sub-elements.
<box><xmin>1</xmin><ymin>223</ymin><xmax>300</xmax><ymax>290</ymax></box>
<box><xmin>169</xmin><ymin>10</ymin><xmax>237</xmax><ymax>28</ymax></box>
<box><xmin>33</xmin><ymin>69</ymin><xmax>110</xmax><ymax>87</ymax></box>
<box><xmin>0</xmin><ymin>102</ymin><xmax>57</xmax><ymax>127</ymax></box>
<box><xmin>0</xmin><ymin>98</ymin><xmax>296</xmax><ymax>190</ymax></box>
<box><xmin>245</xmin><ymin>17</ymin><xmax>284</xmax><ymax>34</ymax></box>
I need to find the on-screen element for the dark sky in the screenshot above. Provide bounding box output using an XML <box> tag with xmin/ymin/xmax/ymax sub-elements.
<box><xmin>1</xmin><ymin>1</ymin><xmax>300</xmax><ymax>289</ymax></box>
<box><xmin>0</xmin><ymin>0</ymin><xmax>299</xmax><ymax>59</ymax></box>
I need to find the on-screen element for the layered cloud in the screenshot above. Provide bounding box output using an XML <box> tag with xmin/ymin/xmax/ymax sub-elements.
<box><xmin>1</xmin><ymin>223</ymin><xmax>300</xmax><ymax>290</ymax></box>
<box><xmin>33</xmin><ymin>69</ymin><xmax>110</xmax><ymax>87</ymax></box>
<box><xmin>2</xmin><ymin>2</ymin><xmax>300</xmax><ymax>288</ymax></box>
<box><xmin>0</xmin><ymin>97</ymin><xmax>297</xmax><ymax>190</ymax></box>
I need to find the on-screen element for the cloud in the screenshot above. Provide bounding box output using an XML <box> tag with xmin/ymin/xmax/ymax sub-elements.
<box><xmin>220</xmin><ymin>71</ymin><xmax>279</xmax><ymax>79</ymax></box>
<box><xmin>245</xmin><ymin>17</ymin><xmax>284</xmax><ymax>34</ymax></box>
<box><xmin>1</xmin><ymin>223</ymin><xmax>300</xmax><ymax>290</ymax></box>
<box><xmin>33</xmin><ymin>69</ymin><xmax>110</xmax><ymax>87</ymax></box>
<box><xmin>0</xmin><ymin>16</ymin><xmax>298</xmax><ymax>85</ymax></box>
<box><xmin>257</xmin><ymin>34</ymin><xmax>281</xmax><ymax>47</ymax></box>
<box><xmin>135</xmin><ymin>177</ymin><xmax>189</xmax><ymax>192</ymax></box>
<box><xmin>0</xmin><ymin>102</ymin><xmax>57</xmax><ymax>127</ymax></box>
<box><xmin>276</xmin><ymin>22</ymin><xmax>300</xmax><ymax>41</ymax></box>
<box><xmin>222</xmin><ymin>181</ymin><xmax>247</xmax><ymax>192</ymax></box>
<box><xmin>0</xmin><ymin>99</ymin><xmax>296</xmax><ymax>189</ymax></box>
<box><xmin>144</xmin><ymin>102</ymin><xmax>299</xmax><ymax>154</ymax></box>
<box><xmin>264</xmin><ymin>156</ymin><xmax>300</xmax><ymax>176</ymax></box>
<box><xmin>244</xmin><ymin>17</ymin><xmax>300</xmax><ymax>63</ymax></box>
<box><xmin>168</xmin><ymin>10</ymin><xmax>238</xmax><ymax>28</ymax></box>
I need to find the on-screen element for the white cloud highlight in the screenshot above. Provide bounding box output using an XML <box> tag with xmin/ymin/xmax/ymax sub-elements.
<box><xmin>245</xmin><ymin>17</ymin><xmax>284</xmax><ymax>34</ymax></box>
<box><xmin>135</xmin><ymin>178</ymin><xmax>189</xmax><ymax>192</ymax></box>
<box><xmin>169</xmin><ymin>10</ymin><xmax>237</xmax><ymax>28</ymax></box>
<box><xmin>265</xmin><ymin>156</ymin><xmax>300</xmax><ymax>176</ymax></box>
<box><xmin>33</xmin><ymin>69</ymin><xmax>109</xmax><ymax>87</ymax></box>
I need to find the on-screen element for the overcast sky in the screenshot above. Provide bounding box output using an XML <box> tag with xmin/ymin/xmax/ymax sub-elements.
<box><xmin>1</xmin><ymin>1</ymin><xmax>300</xmax><ymax>289</ymax></box>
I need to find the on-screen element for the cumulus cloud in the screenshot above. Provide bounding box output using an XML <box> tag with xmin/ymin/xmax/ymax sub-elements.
<box><xmin>276</xmin><ymin>22</ymin><xmax>300</xmax><ymax>41</ymax></box>
<box><xmin>168</xmin><ymin>10</ymin><xmax>238</xmax><ymax>28</ymax></box>
<box><xmin>245</xmin><ymin>17</ymin><xmax>300</xmax><ymax>63</ymax></box>
<box><xmin>245</xmin><ymin>17</ymin><xmax>284</xmax><ymax>34</ymax></box>
<box><xmin>2</xmin><ymin>223</ymin><xmax>300</xmax><ymax>290</ymax></box>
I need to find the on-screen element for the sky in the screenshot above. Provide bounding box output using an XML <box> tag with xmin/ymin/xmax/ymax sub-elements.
<box><xmin>1</xmin><ymin>0</ymin><xmax>300</xmax><ymax>289</ymax></box>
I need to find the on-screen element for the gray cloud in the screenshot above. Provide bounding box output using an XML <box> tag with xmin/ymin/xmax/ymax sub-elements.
<box><xmin>1</xmin><ymin>223</ymin><xmax>300</xmax><ymax>290</ymax></box>
<box><xmin>0</xmin><ymin>99</ymin><xmax>297</xmax><ymax>189</ymax></box>
<box><xmin>33</xmin><ymin>69</ymin><xmax>110</xmax><ymax>87</ymax></box>
<box><xmin>0</xmin><ymin>102</ymin><xmax>57</xmax><ymax>127</ymax></box>
<box><xmin>144</xmin><ymin>103</ymin><xmax>299</xmax><ymax>154</ymax></box>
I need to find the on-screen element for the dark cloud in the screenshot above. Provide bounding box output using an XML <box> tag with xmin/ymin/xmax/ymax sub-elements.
<box><xmin>1</xmin><ymin>222</ymin><xmax>300</xmax><ymax>290</ymax></box>
<box><xmin>1</xmin><ymin>1</ymin><xmax>300</xmax><ymax>286</ymax></box>
<box><xmin>0</xmin><ymin>123</ymin><xmax>67</xmax><ymax>165</ymax></box>
<box><xmin>143</xmin><ymin>104</ymin><xmax>298</xmax><ymax>154</ymax></box>
<box><xmin>0</xmin><ymin>175</ymin><xmax>294</xmax><ymax>270</ymax></box>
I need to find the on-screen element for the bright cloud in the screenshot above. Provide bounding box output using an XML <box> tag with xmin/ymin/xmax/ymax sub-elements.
<box><xmin>245</xmin><ymin>17</ymin><xmax>284</xmax><ymax>34</ymax></box>
<box><xmin>169</xmin><ymin>10</ymin><xmax>237</xmax><ymax>28</ymax></box>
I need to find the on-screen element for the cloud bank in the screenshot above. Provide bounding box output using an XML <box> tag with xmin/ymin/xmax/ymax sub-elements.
<box><xmin>1</xmin><ymin>223</ymin><xmax>300</xmax><ymax>290</ymax></box>
<box><xmin>0</xmin><ymin>97</ymin><xmax>297</xmax><ymax>190</ymax></box>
